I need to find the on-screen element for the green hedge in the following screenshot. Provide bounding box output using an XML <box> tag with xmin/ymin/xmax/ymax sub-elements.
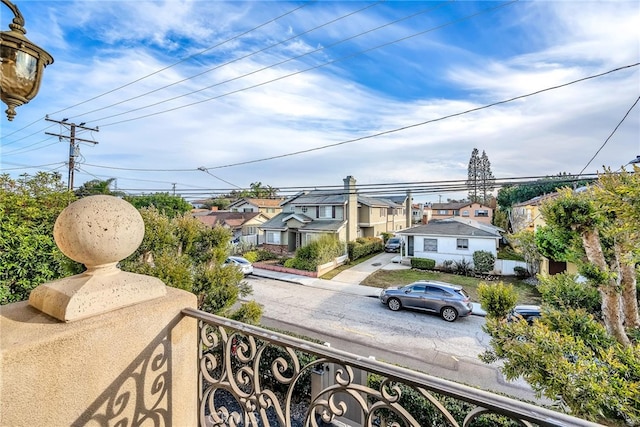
<box><xmin>410</xmin><ymin>258</ymin><xmax>435</xmax><ymax>270</ymax></box>
<box><xmin>347</xmin><ymin>237</ymin><xmax>383</xmax><ymax>261</ymax></box>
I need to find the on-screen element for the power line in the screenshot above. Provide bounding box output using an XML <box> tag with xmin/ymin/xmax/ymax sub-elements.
<box><xmin>67</xmin><ymin>1</ymin><xmax>386</xmax><ymax>121</ymax></box>
<box><xmin>44</xmin><ymin>117</ymin><xmax>99</xmax><ymax>190</ymax></box>
<box><xmin>48</xmin><ymin>1</ymin><xmax>315</xmax><ymax>118</ymax></box>
<box><xmin>70</xmin><ymin>62</ymin><xmax>638</xmax><ymax>174</ymax></box>
<box><xmin>94</xmin><ymin>0</ymin><xmax>516</xmax><ymax>127</ymax></box>
<box><xmin>577</xmin><ymin>94</ymin><xmax>640</xmax><ymax>176</ymax></box>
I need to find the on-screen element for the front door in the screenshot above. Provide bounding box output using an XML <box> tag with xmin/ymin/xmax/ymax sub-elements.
<box><xmin>407</xmin><ymin>236</ymin><xmax>414</xmax><ymax>256</ymax></box>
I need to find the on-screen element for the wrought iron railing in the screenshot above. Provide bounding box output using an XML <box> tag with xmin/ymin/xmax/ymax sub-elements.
<box><xmin>183</xmin><ymin>308</ymin><xmax>602</xmax><ymax>427</ymax></box>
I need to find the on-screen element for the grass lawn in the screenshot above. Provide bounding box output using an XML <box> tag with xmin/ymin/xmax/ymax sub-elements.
<box><xmin>363</xmin><ymin>269</ymin><xmax>541</xmax><ymax>305</ymax></box>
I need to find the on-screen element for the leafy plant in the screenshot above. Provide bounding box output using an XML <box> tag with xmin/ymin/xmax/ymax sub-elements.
<box><xmin>473</xmin><ymin>250</ymin><xmax>496</xmax><ymax>274</ymax></box>
<box><xmin>453</xmin><ymin>258</ymin><xmax>473</xmax><ymax>276</ymax></box>
<box><xmin>513</xmin><ymin>266</ymin><xmax>529</xmax><ymax>279</ymax></box>
<box><xmin>477</xmin><ymin>282</ymin><xmax>518</xmax><ymax>319</ymax></box>
<box><xmin>410</xmin><ymin>258</ymin><xmax>435</xmax><ymax>270</ymax></box>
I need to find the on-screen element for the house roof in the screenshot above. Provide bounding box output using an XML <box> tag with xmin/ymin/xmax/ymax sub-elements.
<box><xmin>430</xmin><ymin>202</ymin><xmax>488</xmax><ymax>210</ymax></box>
<box><xmin>228</xmin><ymin>197</ymin><xmax>284</xmax><ymax>208</ymax></box>
<box><xmin>196</xmin><ymin>211</ymin><xmax>264</xmax><ymax>229</ymax></box>
<box><xmin>259</xmin><ymin>212</ymin><xmax>346</xmax><ymax>233</ymax></box>
<box><xmin>288</xmin><ymin>190</ymin><xmax>347</xmax><ymax>205</ymax></box>
<box><xmin>397</xmin><ymin>219</ymin><xmax>499</xmax><ymax>238</ymax></box>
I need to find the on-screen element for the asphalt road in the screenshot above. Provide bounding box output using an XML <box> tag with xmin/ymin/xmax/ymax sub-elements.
<box><xmin>244</xmin><ymin>274</ymin><xmax>545</xmax><ymax>403</ymax></box>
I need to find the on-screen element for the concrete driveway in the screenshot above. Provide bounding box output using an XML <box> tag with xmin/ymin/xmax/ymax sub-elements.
<box><xmin>330</xmin><ymin>252</ymin><xmax>409</xmax><ymax>284</ymax></box>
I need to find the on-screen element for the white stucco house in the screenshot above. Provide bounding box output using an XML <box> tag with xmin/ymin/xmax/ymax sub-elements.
<box><xmin>396</xmin><ymin>217</ymin><xmax>502</xmax><ymax>266</ymax></box>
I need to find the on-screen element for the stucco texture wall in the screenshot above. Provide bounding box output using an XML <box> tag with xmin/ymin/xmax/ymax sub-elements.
<box><xmin>0</xmin><ymin>287</ymin><xmax>197</xmax><ymax>426</ymax></box>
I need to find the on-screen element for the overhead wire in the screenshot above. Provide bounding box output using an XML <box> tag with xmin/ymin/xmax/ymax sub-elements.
<box><xmin>93</xmin><ymin>0</ymin><xmax>517</xmax><ymax>127</ymax></box>
<box><xmin>73</xmin><ymin>62</ymin><xmax>638</xmax><ymax>174</ymax></box>
<box><xmin>1</xmin><ymin>1</ymin><xmax>315</xmax><ymax>142</ymax></box>
<box><xmin>577</xmin><ymin>94</ymin><xmax>640</xmax><ymax>176</ymax></box>
<box><xmin>68</xmin><ymin>1</ymin><xmax>387</xmax><ymax>120</ymax></box>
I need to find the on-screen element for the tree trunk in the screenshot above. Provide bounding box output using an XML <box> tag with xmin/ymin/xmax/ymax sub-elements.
<box><xmin>617</xmin><ymin>244</ymin><xmax>640</xmax><ymax>329</ymax></box>
<box><xmin>581</xmin><ymin>229</ymin><xmax>630</xmax><ymax>346</ymax></box>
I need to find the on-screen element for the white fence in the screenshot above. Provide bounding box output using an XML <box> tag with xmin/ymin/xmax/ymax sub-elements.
<box><xmin>493</xmin><ymin>259</ymin><xmax>528</xmax><ymax>275</ymax></box>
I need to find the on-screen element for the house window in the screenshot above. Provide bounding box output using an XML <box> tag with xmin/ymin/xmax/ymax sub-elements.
<box><xmin>243</xmin><ymin>208</ymin><xmax>252</xmax><ymax>212</ymax></box>
<box><xmin>438</xmin><ymin>210</ymin><xmax>448</xmax><ymax>215</ymax></box>
<box><xmin>319</xmin><ymin>206</ymin><xmax>333</xmax><ymax>218</ymax></box>
<box><xmin>246</xmin><ymin>226</ymin><xmax>256</xmax><ymax>235</ymax></box>
<box><xmin>475</xmin><ymin>210</ymin><xmax>489</xmax><ymax>217</ymax></box>
<box><xmin>266</xmin><ymin>232</ymin><xmax>280</xmax><ymax>244</ymax></box>
<box><xmin>301</xmin><ymin>206</ymin><xmax>308</xmax><ymax>213</ymax></box>
<box><xmin>457</xmin><ymin>238</ymin><xmax>469</xmax><ymax>250</ymax></box>
<box><xmin>380</xmin><ymin>208</ymin><xmax>385</xmax><ymax>216</ymax></box>
<box><xmin>462</xmin><ymin>210</ymin><xmax>469</xmax><ymax>217</ymax></box>
<box><xmin>267</xmin><ymin>208</ymin><xmax>275</xmax><ymax>213</ymax></box>
<box><xmin>424</xmin><ymin>238</ymin><xmax>437</xmax><ymax>252</ymax></box>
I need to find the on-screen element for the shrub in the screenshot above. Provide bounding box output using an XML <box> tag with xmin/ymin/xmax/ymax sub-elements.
<box><xmin>473</xmin><ymin>251</ymin><xmax>496</xmax><ymax>274</ymax></box>
<box><xmin>368</xmin><ymin>374</ymin><xmax>520</xmax><ymax>426</ymax></box>
<box><xmin>440</xmin><ymin>259</ymin><xmax>454</xmax><ymax>273</ymax></box>
<box><xmin>347</xmin><ymin>237</ymin><xmax>383</xmax><ymax>261</ymax></box>
<box><xmin>537</xmin><ymin>273</ymin><xmax>601</xmax><ymax>317</ymax></box>
<box><xmin>497</xmin><ymin>246</ymin><xmax>525</xmax><ymax>261</ymax></box>
<box><xmin>411</xmin><ymin>258</ymin><xmax>435</xmax><ymax>270</ymax></box>
<box><xmin>286</xmin><ymin>234</ymin><xmax>345</xmax><ymax>272</ymax></box>
<box><xmin>453</xmin><ymin>259</ymin><xmax>473</xmax><ymax>276</ymax></box>
<box><xmin>513</xmin><ymin>266</ymin><xmax>529</xmax><ymax>278</ymax></box>
<box><xmin>478</xmin><ymin>282</ymin><xmax>518</xmax><ymax>320</ymax></box>
<box><xmin>255</xmin><ymin>249</ymin><xmax>279</xmax><ymax>262</ymax></box>
<box><xmin>241</xmin><ymin>251</ymin><xmax>259</xmax><ymax>263</ymax></box>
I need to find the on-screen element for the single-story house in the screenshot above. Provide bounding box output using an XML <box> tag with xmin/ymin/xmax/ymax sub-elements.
<box><xmin>396</xmin><ymin>217</ymin><xmax>502</xmax><ymax>266</ymax></box>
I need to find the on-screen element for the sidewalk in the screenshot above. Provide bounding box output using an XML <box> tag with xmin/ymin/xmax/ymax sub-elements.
<box><xmin>251</xmin><ymin>252</ymin><xmax>486</xmax><ymax>316</ymax></box>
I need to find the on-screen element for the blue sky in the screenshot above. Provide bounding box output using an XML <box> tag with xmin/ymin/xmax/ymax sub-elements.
<box><xmin>1</xmin><ymin>0</ymin><xmax>638</xmax><ymax>202</ymax></box>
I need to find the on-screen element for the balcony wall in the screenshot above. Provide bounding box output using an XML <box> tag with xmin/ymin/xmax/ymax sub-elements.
<box><xmin>0</xmin><ymin>288</ymin><xmax>197</xmax><ymax>426</ymax></box>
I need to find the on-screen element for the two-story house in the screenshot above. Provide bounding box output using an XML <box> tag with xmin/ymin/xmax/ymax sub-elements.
<box><xmin>428</xmin><ymin>202</ymin><xmax>494</xmax><ymax>225</ymax></box>
<box><xmin>228</xmin><ymin>197</ymin><xmax>284</xmax><ymax>219</ymax></box>
<box><xmin>196</xmin><ymin>211</ymin><xmax>270</xmax><ymax>246</ymax></box>
<box><xmin>510</xmin><ymin>192</ymin><xmax>578</xmax><ymax>276</ymax></box>
<box><xmin>259</xmin><ymin>176</ymin><xmax>409</xmax><ymax>254</ymax></box>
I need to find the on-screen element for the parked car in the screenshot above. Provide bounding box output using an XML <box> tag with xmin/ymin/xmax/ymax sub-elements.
<box><xmin>507</xmin><ymin>305</ymin><xmax>541</xmax><ymax>324</ymax></box>
<box><xmin>379</xmin><ymin>280</ymin><xmax>473</xmax><ymax>322</ymax></box>
<box><xmin>384</xmin><ymin>237</ymin><xmax>402</xmax><ymax>253</ymax></box>
<box><xmin>224</xmin><ymin>256</ymin><xmax>254</xmax><ymax>275</ymax></box>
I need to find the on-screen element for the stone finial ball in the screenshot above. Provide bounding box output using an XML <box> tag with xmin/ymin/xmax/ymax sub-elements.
<box><xmin>54</xmin><ymin>195</ymin><xmax>145</xmax><ymax>267</ymax></box>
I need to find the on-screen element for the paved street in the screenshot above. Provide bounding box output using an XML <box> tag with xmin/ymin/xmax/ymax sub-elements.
<box><xmin>244</xmin><ymin>255</ymin><xmax>546</xmax><ymax>403</ymax></box>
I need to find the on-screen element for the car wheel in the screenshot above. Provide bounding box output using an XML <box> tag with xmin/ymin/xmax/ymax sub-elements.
<box><xmin>387</xmin><ymin>298</ymin><xmax>401</xmax><ymax>311</ymax></box>
<box><xmin>441</xmin><ymin>307</ymin><xmax>458</xmax><ymax>322</ymax></box>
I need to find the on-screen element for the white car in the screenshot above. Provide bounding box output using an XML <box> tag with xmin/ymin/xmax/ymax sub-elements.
<box><xmin>224</xmin><ymin>256</ymin><xmax>254</xmax><ymax>275</ymax></box>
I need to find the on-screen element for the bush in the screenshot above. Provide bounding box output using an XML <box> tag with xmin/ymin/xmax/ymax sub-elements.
<box><xmin>440</xmin><ymin>259</ymin><xmax>454</xmax><ymax>273</ymax></box>
<box><xmin>286</xmin><ymin>234</ymin><xmax>345</xmax><ymax>272</ymax></box>
<box><xmin>473</xmin><ymin>250</ymin><xmax>496</xmax><ymax>274</ymax></box>
<box><xmin>241</xmin><ymin>251</ymin><xmax>259</xmax><ymax>263</ymax></box>
<box><xmin>255</xmin><ymin>249</ymin><xmax>279</xmax><ymax>262</ymax></box>
<box><xmin>347</xmin><ymin>237</ymin><xmax>383</xmax><ymax>261</ymax></box>
<box><xmin>380</xmin><ymin>232</ymin><xmax>393</xmax><ymax>243</ymax></box>
<box><xmin>453</xmin><ymin>259</ymin><xmax>473</xmax><ymax>276</ymax></box>
<box><xmin>497</xmin><ymin>246</ymin><xmax>525</xmax><ymax>261</ymax></box>
<box><xmin>478</xmin><ymin>282</ymin><xmax>518</xmax><ymax>320</ymax></box>
<box><xmin>513</xmin><ymin>266</ymin><xmax>529</xmax><ymax>278</ymax></box>
<box><xmin>411</xmin><ymin>258</ymin><xmax>435</xmax><ymax>270</ymax></box>
<box><xmin>368</xmin><ymin>374</ymin><xmax>520</xmax><ymax>426</ymax></box>
<box><xmin>537</xmin><ymin>273</ymin><xmax>601</xmax><ymax>317</ymax></box>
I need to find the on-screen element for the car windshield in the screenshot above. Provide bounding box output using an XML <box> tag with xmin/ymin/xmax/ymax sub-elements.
<box><xmin>233</xmin><ymin>258</ymin><xmax>250</xmax><ymax>264</ymax></box>
<box><xmin>388</xmin><ymin>238</ymin><xmax>399</xmax><ymax>244</ymax></box>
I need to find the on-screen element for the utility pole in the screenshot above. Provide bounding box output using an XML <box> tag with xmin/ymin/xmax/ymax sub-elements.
<box><xmin>45</xmin><ymin>116</ymin><xmax>99</xmax><ymax>191</ymax></box>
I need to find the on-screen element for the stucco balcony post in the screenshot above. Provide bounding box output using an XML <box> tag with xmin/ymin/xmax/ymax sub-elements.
<box><xmin>0</xmin><ymin>195</ymin><xmax>197</xmax><ymax>426</ymax></box>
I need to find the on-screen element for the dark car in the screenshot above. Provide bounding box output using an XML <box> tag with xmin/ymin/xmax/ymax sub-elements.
<box><xmin>508</xmin><ymin>305</ymin><xmax>541</xmax><ymax>324</ymax></box>
<box><xmin>384</xmin><ymin>237</ymin><xmax>402</xmax><ymax>253</ymax></box>
<box><xmin>379</xmin><ymin>280</ymin><xmax>473</xmax><ymax>322</ymax></box>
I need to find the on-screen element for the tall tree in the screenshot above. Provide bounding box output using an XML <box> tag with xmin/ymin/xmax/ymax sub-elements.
<box><xmin>479</xmin><ymin>150</ymin><xmax>495</xmax><ymax>204</ymax></box>
<box><xmin>466</xmin><ymin>148</ymin><xmax>480</xmax><ymax>203</ymax></box>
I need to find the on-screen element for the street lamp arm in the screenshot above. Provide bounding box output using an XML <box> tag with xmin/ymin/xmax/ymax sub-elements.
<box><xmin>2</xmin><ymin>0</ymin><xmax>25</xmax><ymax>31</ymax></box>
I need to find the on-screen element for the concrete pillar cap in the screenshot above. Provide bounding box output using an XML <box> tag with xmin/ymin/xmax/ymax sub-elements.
<box><xmin>29</xmin><ymin>195</ymin><xmax>166</xmax><ymax>322</ymax></box>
